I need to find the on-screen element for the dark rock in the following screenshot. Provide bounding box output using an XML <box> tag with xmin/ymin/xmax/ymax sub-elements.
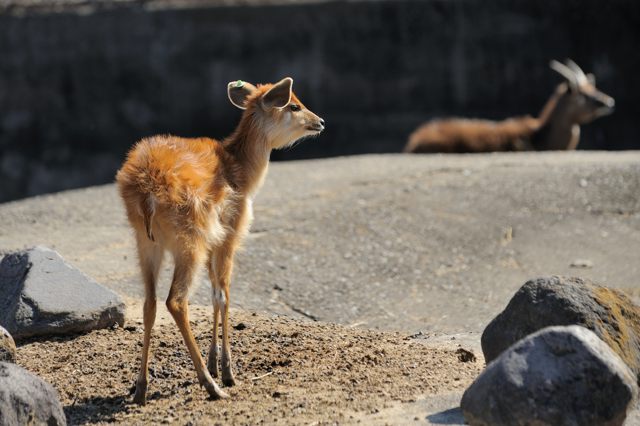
<box><xmin>0</xmin><ymin>326</ymin><xmax>16</xmax><ymax>363</ymax></box>
<box><xmin>0</xmin><ymin>246</ymin><xmax>125</xmax><ymax>339</ymax></box>
<box><xmin>463</xmin><ymin>325</ymin><xmax>637</xmax><ymax>426</ymax></box>
<box><xmin>455</xmin><ymin>348</ymin><xmax>476</xmax><ymax>363</ymax></box>
<box><xmin>0</xmin><ymin>361</ymin><xmax>66</xmax><ymax>426</ymax></box>
<box><xmin>482</xmin><ymin>276</ymin><xmax>640</xmax><ymax>382</ymax></box>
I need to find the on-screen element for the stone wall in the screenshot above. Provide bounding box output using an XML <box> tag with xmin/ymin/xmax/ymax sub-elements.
<box><xmin>1</xmin><ymin>0</ymin><xmax>638</xmax><ymax>201</ymax></box>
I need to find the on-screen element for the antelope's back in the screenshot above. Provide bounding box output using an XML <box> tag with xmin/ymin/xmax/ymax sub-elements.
<box><xmin>116</xmin><ymin>135</ymin><xmax>228</xmax><ymax>221</ymax></box>
<box><xmin>405</xmin><ymin>117</ymin><xmax>540</xmax><ymax>153</ymax></box>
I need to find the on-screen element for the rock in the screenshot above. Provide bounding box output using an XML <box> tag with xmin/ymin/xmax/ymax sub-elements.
<box><xmin>455</xmin><ymin>348</ymin><xmax>476</xmax><ymax>363</ymax></box>
<box><xmin>0</xmin><ymin>361</ymin><xmax>66</xmax><ymax>426</ymax></box>
<box><xmin>462</xmin><ymin>325</ymin><xmax>637</xmax><ymax>426</ymax></box>
<box><xmin>481</xmin><ymin>276</ymin><xmax>640</xmax><ymax>381</ymax></box>
<box><xmin>0</xmin><ymin>246</ymin><xmax>125</xmax><ymax>340</ymax></box>
<box><xmin>570</xmin><ymin>259</ymin><xmax>593</xmax><ymax>268</ymax></box>
<box><xmin>0</xmin><ymin>326</ymin><xmax>16</xmax><ymax>363</ymax></box>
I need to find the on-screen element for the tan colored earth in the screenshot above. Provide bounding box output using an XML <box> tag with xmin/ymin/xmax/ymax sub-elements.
<box><xmin>16</xmin><ymin>300</ymin><xmax>482</xmax><ymax>425</ymax></box>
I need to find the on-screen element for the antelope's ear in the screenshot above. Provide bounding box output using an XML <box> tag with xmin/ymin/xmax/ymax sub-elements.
<box><xmin>586</xmin><ymin>73</ymin><xmax>596</xmax><ymax>85</ymax></box>
<box><xmin>228</xmin><ymin>80</ymin><xmax>258</xmax><ymax>110</ymax></box>
<box><xmin>550</xmin><ymin>60</ymin><xmax>578</xmax><ymax>92</ymax></box>
<box><xmin>262</xmin><ymin>77</ymin><xmax>293</xmax><ymax>109</ymax></box>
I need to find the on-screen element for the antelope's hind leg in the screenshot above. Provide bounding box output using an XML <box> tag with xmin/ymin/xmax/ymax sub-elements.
<box><xmin>166</xmin><ymin>244</ymin><xmax>228</xmax><ymax>400</ymax></box>
<box><xmin>133</xmin><ymin>236</ymin><xmax>164</xmax><ymax>405</ymax></box>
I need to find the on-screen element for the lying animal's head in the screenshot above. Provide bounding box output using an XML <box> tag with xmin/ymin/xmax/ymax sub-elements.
<box><xmin>227</xmin><ymin>77</ymin><xmax>325</xmax><ymax>150</ymax></box>
<box><xmin>550</xmin><ymin>59</ymin><xmax>615</xmax><ymax>125</ymax></box>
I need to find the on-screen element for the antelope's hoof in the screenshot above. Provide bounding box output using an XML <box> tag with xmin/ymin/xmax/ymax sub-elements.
<box><xmin>203</xmin><ymin>380</ymin><xmax>229</xmax><ymax>400</ymax></box>
<box><xmin>222</xmin><ymin>373</ymin><xmax>236</xmax><ymax>387</ymax></box>
<box><xmin>132</xmin><ymin>382</ymin><xmax>147</xmax><ymax>406</ymax></box>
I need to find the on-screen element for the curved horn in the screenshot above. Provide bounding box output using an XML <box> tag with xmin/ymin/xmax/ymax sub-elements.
<box><xmin>564</xmin><ymin>59</ymin><xmax>588</xmax><ymax>85</ymax></box>
<box><xmin>550</xmin><ymin>60</ymin><xmax>578</xmax><ymax>90</ymax></box>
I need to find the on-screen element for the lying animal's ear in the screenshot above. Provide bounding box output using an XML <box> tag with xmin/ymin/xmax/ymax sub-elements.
<box><xmin>262</xmin><ymin>77</ymin><xmax>293</xmax><ymax>109</ymax></box>
<box><xmin>228</xmin><ymin>80</ymin><xmax>258</xmax><ymax>110</ymax></box>
<box><xmin>586</xmin><ymin>73</ymin><xmax>596</xmax><ymax>85</ymax></box>
<box><xmin>550</xmin><ymin>60</ymin><xmax>578</xmax><ymax>92</ymax></box>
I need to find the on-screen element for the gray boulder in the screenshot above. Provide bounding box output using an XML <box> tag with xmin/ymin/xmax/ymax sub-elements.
<box><xmin>481</xmin><ymin>276</ymin><xmax>640</xmax><ymax>380</ymax></box>
<box><xmin>0</xmin><ymin>246</ymin><xmax>124</xmax><ymax>339</ymax></box>
<box><xmin>0</xmin><ymin>361</ymin><xmax>66</xmax><ymax>425</ymax></box>
<box><xmin>462</xmin><ymin>325</ymin><xmax>637</xmax><ymax>426</ymax></box>
<box><xmin>0</xmin><ymin>326</ymin><xmax>16</xmax><ymax>363</ymax></box>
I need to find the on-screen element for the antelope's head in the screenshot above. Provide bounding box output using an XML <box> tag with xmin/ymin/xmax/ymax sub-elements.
<box><xmin>550</xmin><ymin>59</ymin><xmax>615</xmax><ymax>125</ymax></box>
<box><xmin>227</xmin><ymin>77</ymin><xmax>325</xmax><ymax>150</ymax></box>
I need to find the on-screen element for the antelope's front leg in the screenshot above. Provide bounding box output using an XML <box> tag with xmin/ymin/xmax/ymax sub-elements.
<box><xmin>212</xmin><ymin>199</ymin><xmax>250</xmax><ymax>386</ymax></box>
<box><xmin>206</xmin><ymin>280</ymin><xmax>222</xmax><ymax>379</ymax></box>
<box><xmin>214</xmin><ymin>248</ymin><xmax>237</xmax><ymax>387</ymax></box>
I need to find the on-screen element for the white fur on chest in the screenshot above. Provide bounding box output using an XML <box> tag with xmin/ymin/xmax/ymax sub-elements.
<box><xmin>207</xmin><ymin>190</ymin><xmax>253</xmax><ymax>247</ymax></box>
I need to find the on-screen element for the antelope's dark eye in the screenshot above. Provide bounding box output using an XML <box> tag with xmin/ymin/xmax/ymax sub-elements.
<box><xmin>289</xmin><ymin>104</ymin><xmax>301</xmax><ymax>112</ymax></box>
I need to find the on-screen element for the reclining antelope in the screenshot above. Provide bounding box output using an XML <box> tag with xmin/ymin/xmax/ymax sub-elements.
<box><xmin>404</xmin><ymin>60</ymin><xmax>615</xmax><ymax>153</ymax></box>
<box><xmin>116</xmin><ymin>77</ymin><xmax>324</xmax><ymax>403</ymax></box>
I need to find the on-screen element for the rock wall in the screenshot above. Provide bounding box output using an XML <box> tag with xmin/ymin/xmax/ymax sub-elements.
<box><xmin>1</xmin><ymin>0</ymin><xmax>639</xmax><ymax>201</ymax></box>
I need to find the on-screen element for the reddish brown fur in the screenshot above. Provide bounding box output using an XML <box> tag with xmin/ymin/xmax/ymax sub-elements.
<box><xmin>116</xmin><ymin>78</ymin><xmax>324</xmax><ymax>403</ymax></box>
<box><xmin>405</xmin><ymin>116</ymin><xmax>540</xmax><ymax>153</ymax></box>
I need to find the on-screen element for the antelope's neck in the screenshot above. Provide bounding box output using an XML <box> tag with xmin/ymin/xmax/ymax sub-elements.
<box><xmin>534</xmin><ymin>95</ymin><xmax>579</xmax><ymax>150</ymax></box>
<box><xmin>223</xmin><ymin>128</ymin><xmax>271</xmax><ymax>196</ymax></box>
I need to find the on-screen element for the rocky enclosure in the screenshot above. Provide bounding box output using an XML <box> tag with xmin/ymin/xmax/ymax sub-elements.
<box><xmin>1</xmin><ymin>152</ymin><xmax>638</xmax><ymax>335</ymax></box>
<box><xmin>1</xmin><ymin>151</ymin><xmax>640</xmax><ymax>424</ymax></box>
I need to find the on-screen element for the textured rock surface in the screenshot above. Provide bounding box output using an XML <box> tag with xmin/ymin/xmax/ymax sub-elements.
<box><xmin>0</xmin><ymin>361</ymin><xmax>66</xmax><ymax>426</ymax></box>
<box><xmin>0</xmin><ymin>246</ymin><xmax>125</xmax><ymax>339</ymax></box>
<box><xmin>463</xmin><ymin>325</ymin><xmax>637</xmax><ymax>426</ymax></box>
<box><xmin>0</xmin><ymin>326</ymin><xmax>16</xmax><ymax>363</ymax></box>
<box><xmin>1</xmin><ymin>152</ymin><xmax>639</xmax><ymax>335</ymax></box>
<box><xmin>482</xmin><ymin>276</ymin><xmax>640</xmax><ymax>381</ymax></box>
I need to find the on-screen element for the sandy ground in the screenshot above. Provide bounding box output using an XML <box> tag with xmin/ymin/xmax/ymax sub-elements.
<box><xmin>16</xmin><ymin>302</ymin><xmax>482</xmax><ymax>425</ymax></box>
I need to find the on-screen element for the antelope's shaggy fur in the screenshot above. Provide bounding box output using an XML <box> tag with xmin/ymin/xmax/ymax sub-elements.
<box><xmin>116</xmin><ymin>78</ymin><xmax>324</xmax><ymax>403</ymax></box>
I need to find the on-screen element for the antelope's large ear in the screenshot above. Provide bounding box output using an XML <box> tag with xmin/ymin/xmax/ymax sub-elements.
<box><xmin>550</xmin><ymin>60</ymin><xmax>578</xmax><ymax>92</ymax></box>
<box><xmin>262</xmin><ymin>77</ymin><xmax>293</xmax><ymax>109</ymax></box>
<box><xmin>228</xmin><ymin>80</ymin><xmax>258</xmax><ymax>110</ymax></box>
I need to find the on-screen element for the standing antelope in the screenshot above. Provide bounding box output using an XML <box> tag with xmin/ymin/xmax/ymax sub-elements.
<box><xmin>116</xmin><ymin>77</ymin><xmax>324</xmax><ymax>403</ymax></box>
<box><xmin>404</xmin><ymin>59</ymin><xmax>615</xmax><ymax>153</ymax></box>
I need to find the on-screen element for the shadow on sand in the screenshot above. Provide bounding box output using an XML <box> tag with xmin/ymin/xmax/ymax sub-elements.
<box><xmin>426</xmin><ymin>406</ymin><xmax>465</xmax><ymax>425</ymax></box>
<box><xmin>64</xmin><ymin>388</ymin><xmax>166</xmax><ymax>424</ymax></box>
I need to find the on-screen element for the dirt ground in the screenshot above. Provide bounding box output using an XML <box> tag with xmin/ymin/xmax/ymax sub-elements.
<box><xmin>16</xmin><ymin>303</ymin><xmax>482</xmax><ymax>425</ymax></box>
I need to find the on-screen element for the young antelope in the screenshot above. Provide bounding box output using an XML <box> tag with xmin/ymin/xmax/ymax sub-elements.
<box><xmin>116</xmin><ymin>77</ymin><xmax>324</xmax><ymax>403</ymax></box>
